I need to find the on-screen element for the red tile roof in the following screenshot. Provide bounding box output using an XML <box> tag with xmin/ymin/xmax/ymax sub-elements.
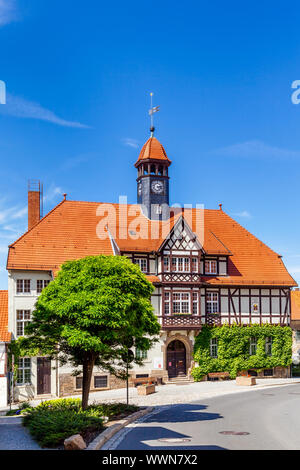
<box><xmin>291</xmin><ymin>290</ymin><xmax>300</xmax><ymax>320</ymax></box>
<box><xmin>0</xmin><ymin>291</ymin><xmax>10</xmax><ymax>343</ymax></box>
<box><xmin>6</xmin><ymin>200</ymin><xmax>296</xmax><ymax>287</ymax></box>
<box><xmin>135</xmin><ymin>137</ymin><xmax>171</xmax><ymax>165</ymax></box>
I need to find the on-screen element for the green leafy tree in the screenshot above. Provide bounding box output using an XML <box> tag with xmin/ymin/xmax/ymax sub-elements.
<box><xmin>22</xmin><ymin>255</ymin><xmax>160</xmax><ymax>409</ymax></box>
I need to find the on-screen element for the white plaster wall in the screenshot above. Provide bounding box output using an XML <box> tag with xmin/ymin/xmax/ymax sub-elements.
<box><xmin>0</xmin><ymin>377</ymin><xmax>7</xmax><ymax>407</ymax></box>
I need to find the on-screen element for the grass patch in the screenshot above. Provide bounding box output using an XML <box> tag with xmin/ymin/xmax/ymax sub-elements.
<box><xmin>22</xmin><ymin>398</ymin><xmax>139</xmax><ymax>448</ymax></box>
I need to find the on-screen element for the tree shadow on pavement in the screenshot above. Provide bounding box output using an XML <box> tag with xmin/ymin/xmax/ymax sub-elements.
<box><xmin>145</xmin><ymin>404</ymin><xmax>223</xmax><ymax>424</ymax></box>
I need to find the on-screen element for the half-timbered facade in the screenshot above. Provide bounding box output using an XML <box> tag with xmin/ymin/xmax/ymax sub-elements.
<box><xmin>5</xmin><ymin>134</ymin><xmax>297</xmax><ymax>401</ymax></box>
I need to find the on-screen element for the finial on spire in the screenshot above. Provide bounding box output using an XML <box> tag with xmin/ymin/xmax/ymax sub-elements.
<box><xmin>148</xmin><ymin>92</ymin><xmax>160</xmax><ymax>137</ymax></box>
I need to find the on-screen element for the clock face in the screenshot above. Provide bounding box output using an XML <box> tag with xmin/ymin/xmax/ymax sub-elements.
<box><xmin>151</xmin><ymin>180</ymin><xmax>164</xmax><ymax>194</ymax></box>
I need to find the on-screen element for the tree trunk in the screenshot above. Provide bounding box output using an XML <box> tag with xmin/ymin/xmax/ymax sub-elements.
<box><xmin>82</xmin><ymin>352</ymin><xmax>96</xmax><ymax>410</ymax></box>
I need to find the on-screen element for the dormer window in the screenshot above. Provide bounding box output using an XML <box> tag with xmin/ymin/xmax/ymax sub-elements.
<box><xmin>205</xmin><ymin>260</ymin><xmax>217</xmax><ymax>275</ymax></box>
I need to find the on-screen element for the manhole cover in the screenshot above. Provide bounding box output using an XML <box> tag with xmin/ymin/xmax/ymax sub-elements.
<box><xmin>219</xmin><ymin>431</ymin><xmax>250</xmax><ymax>436</ymax></box>
<box><xmin>262</xmin><ymin>393</ymin><xmax>274</xmax><ymax>396</ymax></box>
<box><xmin>158</xmin><ymin>438</ymin><xmax>191</xmax><ymax>443</ymax></box>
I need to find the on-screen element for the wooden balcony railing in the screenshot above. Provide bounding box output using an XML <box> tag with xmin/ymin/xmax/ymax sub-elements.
<box><xmin>158</xmin><ymin>315</ymin><xmax>202</xmax><ymax>329</ymax></box>
<box><xmin>205</xmin><ymin>313</ymin><xmax>222</xmax><ymax>326</ymax></box>
<box><xmin>161</xmin><ymin>273</ymin><xmax>201</xmax><ymax>283</ymax></box>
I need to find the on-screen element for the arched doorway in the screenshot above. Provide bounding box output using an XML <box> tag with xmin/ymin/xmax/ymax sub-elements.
<box><xmin>167</xmin><ymin>340</ymin><xmax>186</xmax><ymax>378</ymax></box>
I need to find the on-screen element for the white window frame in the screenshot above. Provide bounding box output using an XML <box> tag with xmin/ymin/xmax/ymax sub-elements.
<box><xmin>17</xmin><ymin>358</ymin><xmax>31</xmax><ymax>385</ymax></box>
<box><xmin>206</xmin><ymin>292</ymin><xmax>219</xmax><ymax>314</ymax></box>
<box><xmin>37</xmin><ymin>279</ymin><xmax>50</xmax><ymax>294</ymax></box>
<box><xmin>134</xmin><ymin>258</ymin><xmax>147</xmax><ymax>273</ymax></box>
<box><xmin>16</xmin><ymin>310</ymin><xmax>31</xmax><ymax>337</ymax></box>
<box><xmin>16</xmin><ymin>279</ymin><xmax>31</xmax><ymax>294</ymax></box>
<box><xmin>249</xmin><ymin>337</ymin><xmax>257</xmax><ymax>356</ymax></box>
<box><xmin>265</xmin><ymin>337</ymin><xmax>272</xmax><ymax>356</ymax></box>
<box><xmin>164</xmin><ymin>291</ymin><xmax>171</xmax><ymax>315</ymax></box>
<box><xmin>192</xmin><ymin>292</ymin><xmax>198</xmax><ymax>314</ymax></box>
<box><xmin>210</xmin><ymin>338</ymin><xmax>218</xmax><ymax>358</ymax></box>
<box><xmin>136</xmin><ymin>348</ymin><xmax>148</xmax><ymax>360</ymax></box>
<box><xmin>173</xmin><ymin>292</ymin><xmax>190</xmax><ymax>314</ymax></box>
<box><xmin>171</xmin><ymin>257</ymin><xmax>190</xmax><ymax>272</ymax></box>
<box><xmin>205</xmin><ymin>260</ymin><xmax>217</xmax><ymax>275</ymax></box>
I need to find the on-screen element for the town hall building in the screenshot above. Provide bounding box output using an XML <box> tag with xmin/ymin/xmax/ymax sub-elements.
<box><xmin>6</xmin><ymin>134</ymin><xmax>297</xmax><ymax>401</ymax></box>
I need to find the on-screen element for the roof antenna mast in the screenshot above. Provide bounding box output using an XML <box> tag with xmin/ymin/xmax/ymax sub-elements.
<box><xmin>148</xmin><ymin>92</ymin><xmax>160</xmax><ymax>137</ymax></box>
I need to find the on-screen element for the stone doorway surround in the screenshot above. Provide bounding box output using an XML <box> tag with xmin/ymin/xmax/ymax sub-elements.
<box><xmin>162</xmin><ymin>331</ymin><xmax>195</xmax><ymax>379</ymax></box>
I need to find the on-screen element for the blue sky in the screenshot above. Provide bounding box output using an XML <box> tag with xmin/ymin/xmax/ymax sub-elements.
<box><xmin>0</xmin><ymin>0</ymin><xmax>300</xmax><ymax>288</ymax></box>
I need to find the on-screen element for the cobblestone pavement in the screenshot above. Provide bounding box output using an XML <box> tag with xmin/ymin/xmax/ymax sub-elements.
<box><xmin>0</xmin><ymin>417</ymin><xmax>42</xmax><ymax>450</ymax></box>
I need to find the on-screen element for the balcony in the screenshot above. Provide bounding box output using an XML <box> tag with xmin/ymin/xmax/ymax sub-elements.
<box><xmin>158</xmin><ymin>315</ymin><xmax>202</xmax><ymax>330</ymax></box>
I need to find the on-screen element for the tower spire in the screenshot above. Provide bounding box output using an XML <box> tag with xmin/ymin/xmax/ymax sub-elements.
<box><xmin>148</xmin><ymin>92</ymin><xmax>160</xmax><ymax>137</ymax></box>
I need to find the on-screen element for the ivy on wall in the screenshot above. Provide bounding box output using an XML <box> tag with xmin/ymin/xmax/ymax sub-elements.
<box><xmin>192</xmin><ymin>324</ymin><xmax>292</xmax><ymax>380</ymax></box>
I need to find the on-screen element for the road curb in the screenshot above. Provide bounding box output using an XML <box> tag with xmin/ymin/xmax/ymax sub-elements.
<box><xmin>86</xmin><ymin>406</ymin><xmax>155</xmax><ymax>450</ymax></box>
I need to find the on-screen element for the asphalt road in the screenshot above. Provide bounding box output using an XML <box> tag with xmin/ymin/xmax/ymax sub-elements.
<box><xmin>108</xmin><ymin>383</ymin><xmax>300</xmax><ymax>450</ymax></box>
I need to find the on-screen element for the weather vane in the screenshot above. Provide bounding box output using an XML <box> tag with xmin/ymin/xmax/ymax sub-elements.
<box><xmin>148</xmin><ymin>92</ymin><xmax>160</xmax><ymax>137</ymax></box>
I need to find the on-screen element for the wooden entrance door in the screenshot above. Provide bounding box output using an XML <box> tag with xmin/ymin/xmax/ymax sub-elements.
<box><xmin>37</xmin><ymin>357</ymin><xmax>51</xmax><ymax>395</ymax></box>
<box><xmin>167</xmin><ymin>340</ymin><xmax>186</xmax><ymax>378</ymax></box>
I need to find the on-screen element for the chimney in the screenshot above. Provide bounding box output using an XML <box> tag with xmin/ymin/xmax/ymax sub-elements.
<box><xmin>28</xmin><ymin>180</ymin><xmax>43</xmax><ymax>230</ymax></box>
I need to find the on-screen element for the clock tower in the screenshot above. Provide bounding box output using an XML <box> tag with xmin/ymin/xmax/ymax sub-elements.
<box><xmin>135</xmin><ymin>136</ymin><xmax>171</xmax><ymax>220</ymax></box>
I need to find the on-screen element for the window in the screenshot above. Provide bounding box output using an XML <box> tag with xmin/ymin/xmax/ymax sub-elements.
<box><xmin>210</xmin><ymin>338</ymin><xmax>218</xmax><ymax>358</ymax></box>
<box><xmin>94</xmin><ymin>376</ymin><xmax>108</xmax><ymax>388</ymax></box>
<box><xmin>16</xmin><ymin>310</ymin><xmax>31</xmax><ymax>337</ymax></box>
<box><xmin>164</xmin><ymin>291</ymin><xmax>170</xmax><ymax>314</ymax></box>
<box><xmin>134</xmin><ymin>258</ymin><xmax>147</xmax><ymax>273</ymax></box>
<box><xmin>171</xmin><ymin>257</ymin><xmax>190</xmax><ymax>272</ymax></box>
<box><xmin>173</xmin><ymin>292</ymin><xmax>190</xmax><ymax>314</ymax></box>
<box><xmin>249</xmin><ymin>337</ymin><xmax>257</xmax><ymax>355</ymax></box>
<box><xmin>76</xmin><ymin>377</ymin><xmax>83</xmax><ymax>389</ymax></box>
<box><xmin>136</xmin><ymin>348</ymin><xmax>148</xmax><ymax>360</ymax></box>
<box><xmin>37</xmin><ymin>279</ymin><xmax>50</xmax><ymax>294</ymax></box>
<box><xmin>263</xmin><ymin>368</ymin><xmax>273</xmax><ymax>377</ymax></box>
<box><xmin>192</xmin><ymin>257</ymin><xmax>198</xmax><ymax>273</ymax></box>
<box><xmin>163</xmin><ymin>256</ymin><xmax>170</xmax><ymax>272</ymax></box>
<box><xmin>206</xmin><ymin>292</ymin><xmax>219</xmax><ymax>314</ymax></box>
<box><xmin>205</xmin><ymin>260</ymin><xmax>217</xmax><ymax>275</ymax></box>
<box><xmin>17</xmin><ymin>358</ymin><xmax>31</xmax><ymax>385</ymax></box>
<box><xmin>265</xmin><ymin>337</ymin><xmax>272</xmax><ymax>356</ymax></box>
<box><xmin>16</xmin><ymin>279</ymin><xmax>31</xmax><ymax>294</ymax></box>
<box><xmin>192</xmin><ymin>292</ymin><xmax>198</xmax><ymax>314</ymax></box>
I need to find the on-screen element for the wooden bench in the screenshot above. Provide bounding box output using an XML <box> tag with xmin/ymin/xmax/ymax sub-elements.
<box><xmin>207</xmin><ymin>372</ymin><xmax>230</xmax><ymax>381</ymax></box>
<box><xmin>132</xmin><ymin>377</ymin><xmax>157</xmax><ymax>387</ymax></box>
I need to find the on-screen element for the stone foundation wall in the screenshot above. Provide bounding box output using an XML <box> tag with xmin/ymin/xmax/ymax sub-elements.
<box><xmin>59</xmin><ymin>372</ymin><xmax>128</xmax><ymax>397</ymax></box>
<box><xmin>237</xmin><ymin>366</ymin><xmax>290</xmax><ymax>379</ymax></box>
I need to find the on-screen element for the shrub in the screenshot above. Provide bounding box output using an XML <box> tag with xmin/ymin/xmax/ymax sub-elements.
<box><xmin>192</xmin><ymin>324</ymin><xmax>292</xmax><ymax>380</ymax></box>
<box><xmin>23</xmin><ymin>408</ymin><xmax>103</xmax><ymax>448</ymax></box>
<box><xmin>22</xmin><ymin>399</ymin><xmax>139</xmax><ymax>447</ymax></box>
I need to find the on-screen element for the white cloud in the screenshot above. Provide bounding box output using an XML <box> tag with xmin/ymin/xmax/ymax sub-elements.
<box><xmin>0</xmin><ymin>0</ymin><xmax>17</xmax><ymax>26</ymax></box>
<box><xmin>122</xmin><ymin>138</ymin><xmax>139</xmax><ymax>149</ymax></box>
<box><xmin>211</xmin><ymin>140</ymin><xmax>300</xmax><ymax>160</ymax></box>
<box><xmin>0</xmin><ymin>93</ymin><xmax>91</xmax><ymax>128</ymax></box>
<box><xmin>43</xmin><ymin>185</ymin><xmax>64</xmax><ymax>204</ymax></box>
<box><xmin>233</xmin><ymin>210</ymin><xmax>252</xmax><ymax>219</ymax></box>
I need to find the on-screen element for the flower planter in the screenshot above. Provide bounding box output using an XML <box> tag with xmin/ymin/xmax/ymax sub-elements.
<box><xmin>137</xmin><ymin>384</ymin><xmax>156</xmax><ymax>395</ymax></box>
<box><xmin>236</xmin><ymin>376</ymin><xmax>256</xmax><ymax>386</ymax></box>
